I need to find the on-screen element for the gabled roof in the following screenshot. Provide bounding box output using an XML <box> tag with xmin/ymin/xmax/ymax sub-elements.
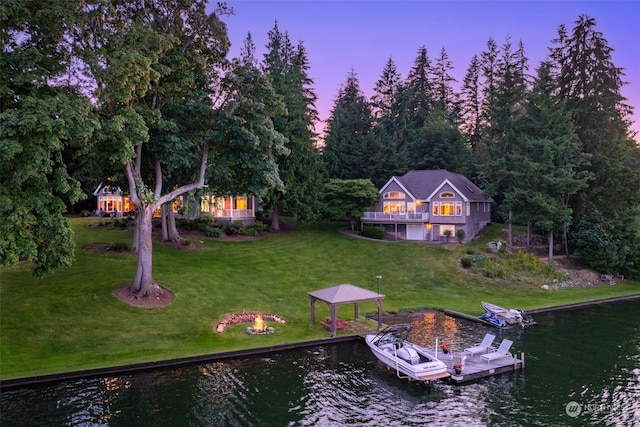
<box><xmin>382</xmin><ymin>170</ymin><xmax>490</xmax><ymax>202</ymax></box>
<box><xmin>308</xmin><ymin>284</ymin><xmax>383</xmax><ymax>304</ymax></box>
<box><xmin>93</xmin><ymin>182</ymin><xmax>124</xmax><ymax>196</ymax></box>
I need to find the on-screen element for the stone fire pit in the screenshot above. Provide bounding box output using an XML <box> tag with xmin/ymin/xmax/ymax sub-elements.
<box><xmin>216</xmin><ymin>311</ymin><xmax>286</xmax><ymax>333</ymax></box>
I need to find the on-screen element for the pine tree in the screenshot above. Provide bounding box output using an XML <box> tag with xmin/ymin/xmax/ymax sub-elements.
<box><xmin>504</xmin><ymin>61</ymin><xmax>591</xmax><ymax>261</ymax></box>
<box><xmin>323</xmin><ymin>70</ymin><xmax>374</xmax><ymax>180</ymax></box>
<box><xmin>550</xmin><ymin>14</ymin><xmax>640</xmax><ymax>277</ymax></box>
<box><xmin>550</xmin><ymin>15</ymin><xmax>640</xmax><ymax>221</ymax></box>
<box><xmin>370</xmin><ymin>57</ymin><xmax>406</xmax><ymax>184</ymax></box>
<box><xmin>479</xmin><ymin>36</ymin><xmax>530</xmax><ymax>220</ymax></box>
<box><xmin>260</xmin><ymin>25</ymin><xmax>325</xmax><ymax>230</ymax></box>
<box><xmin>432</xmin><ymin>47</ymin><xmax>458</xmax><ymax>118</ymax></box>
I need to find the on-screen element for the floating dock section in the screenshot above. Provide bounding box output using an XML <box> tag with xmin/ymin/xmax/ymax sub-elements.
<box><xmin>438</xmin><ymin>350</ymin><xmax>524</xmax><ymax>385</ymax></box>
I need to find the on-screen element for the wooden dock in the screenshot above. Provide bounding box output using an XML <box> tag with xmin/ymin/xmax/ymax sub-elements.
<box><xmin>438</xmin><ymin>350</ymin><xmax>524</xmax><ymax>384</ymax></box>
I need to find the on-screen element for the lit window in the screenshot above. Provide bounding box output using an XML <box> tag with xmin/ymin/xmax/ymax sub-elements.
<box><xmin>384</xmin><ymin>191</ymin><xmax>405</xmax><ymax>199</ymax></box>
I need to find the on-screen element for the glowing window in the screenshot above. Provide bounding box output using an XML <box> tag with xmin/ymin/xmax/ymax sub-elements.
<box><xmin>384</xmin><ymin>191</ymin><xmax>405</xmax><ymax>199</ymax></box>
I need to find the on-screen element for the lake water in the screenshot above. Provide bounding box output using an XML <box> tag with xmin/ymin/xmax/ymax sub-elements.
<box><xmin>1</xmin><ymin>300</ymin><xmax>638</xmax><ymax>426</ymax></box>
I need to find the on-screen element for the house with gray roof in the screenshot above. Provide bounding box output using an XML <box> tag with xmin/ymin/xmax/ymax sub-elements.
<box><xmin>361</xmin><ymin>170</ymin><xmax>493</xmax><ymax>241</ymax></box>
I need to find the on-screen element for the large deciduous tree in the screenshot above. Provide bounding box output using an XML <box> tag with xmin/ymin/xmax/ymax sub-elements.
<box><xmin>321</xmin><ymin>179</ymin><xmax>380</xmax><ymax>231</ymax></box>
<box><xmin>1</xmin><ymin>0</ymin><xmax>99</xmax><ymax>275</ymax></box>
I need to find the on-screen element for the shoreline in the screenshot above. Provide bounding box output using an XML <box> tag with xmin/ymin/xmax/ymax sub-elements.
<box><xmin>2</xmin><ymin>293</ymin><xmax>639</xmax><ymax>390</ymax></box>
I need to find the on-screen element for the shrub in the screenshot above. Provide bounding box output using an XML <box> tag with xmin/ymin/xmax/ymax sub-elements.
<box><xmin>460</xmin><ymin>256</ymin><xmax>473</xmax><ymax>269</ymax></box>
<box><xmin>223</xmin><ymin>221</ymin><xmax>245</xmax><ymax>235</ymax></box>
<box><xmin>109</xmin><ymin>241</ymin><xmax>129</xmax><ymax>252</ymax></box>
<box><xmin>360</xmin><ymin>226</ymin><xmax>384</xmax><ymax>239</ymax></box>
<box><xmin>79</xmin><ymin>210</ymin><xmax>93</xmax><ymax>217</ymax></box>
<box><xmin>242</xmin><ymin>227</ymin><xmax>259</xmax><ymax>237</ymax></box>
<box><xmin>205</xmin><ymin>226</ymin><xmax>222</xmax><ymax>238</ymax></box>
<box><xmin>456</xmin><ymin>229</ymin><xmax>466</xmax><ymax>243</ymax></box>
<box><xmin>443</xmin><ymin>229</ymin><xmax>452</xmax><ymax>242</ymax></box>
<box><xmin>182</xmin><ymin>239</ymin><xmax>191</xmax><ymax>246</ymax></box>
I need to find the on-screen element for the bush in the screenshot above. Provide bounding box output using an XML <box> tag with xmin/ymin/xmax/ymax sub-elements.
<box><xmin>109</xmin><ymin>242</ymin><xmax>129</xmax><ymax>252</ymax></box>
<box><xmin>456</xmin><ymin>229</ymin><xmax>466</xmax><ymax>243</ymax></box>
<box><xmin>460</xmin><ymin>256</ymin><xmax>473</xmax><ymax>269</ymax></box>
<box><xmin>242</xmin><ymin>227</ymin><xmax>259</xmax><ymax>237</ymax></box>
<box><xmin>205</xmin><ymin>226</ymin><xmax>222</xmax><ymax>238</ymax></box>
<box><xmin>79</xmin><ymin>210</ymin><xmax>93</xmax><ymax>217</ymax></box>
<box><xmin>360</xmin><ymin>226</ymin><xmax>384</xmax><ymax>239</ymax></box>
<box><xmin>223</xmin><ymin>221</ymin><xmax>245</xmax><ymax>235</ymax></box>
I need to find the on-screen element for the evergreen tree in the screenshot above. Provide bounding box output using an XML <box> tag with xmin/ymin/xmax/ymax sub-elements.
<box><xmin>550</xmin><ymin>14</ymin><xmax>640</xmax><ymax>221</ymax></box>
<box><xmin>478</xmin><ymin>36</ymin><xmax>530</xmax><ymax>220</ymax></box>
<box><xmin>323</xmin><ymin>70</ymin><xmax>374</xmax><ymax>180</ymax></box>
<box><xmin>550</xmin><ymin>14</ymin><xmax>640</xmax><ymax>277</ymax></box>
<box><xmin>404</xmin><ymin>46</ymin><xmax>434</xmax><ymax>133</ymax></box>
<box><xmin>432</xmin><ymin>47</ymin><xmax>458</xmax><ymax>119</ymax></box>
<box><xmin>260</xmin><ymin>25</ymin><xmax>325</xmax><ymax>230</ymax></box>
<box><xmin>370</xmin><ymin>57</ymin><xmax>406</xmax><ymax>185</ymax></box>
<box><xmin>504</xmin><ymin>61</ymin><xmax>591</xmax><ymax>261</ymax></box>
<box><xmin>460</xmin><ymin>54</ymin><xmax>482</xmax><ymax>147</ymax></box>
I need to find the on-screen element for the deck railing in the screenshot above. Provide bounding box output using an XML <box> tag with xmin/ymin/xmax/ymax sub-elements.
<box><xmin>361</xmin><ymin>212</ymin><xmax>429</xmax><ymax>221</ymax></box>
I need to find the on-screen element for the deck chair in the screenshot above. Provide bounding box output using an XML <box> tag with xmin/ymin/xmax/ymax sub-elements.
<box><xmin>464</xmin><ymin>333</ymin><xmax>496</xmax><ymax>356</ymax></box>
<box><xmin>481</xmin><ymin>339</ymin><xmax>513</xmax><ymax>364</ymax></box>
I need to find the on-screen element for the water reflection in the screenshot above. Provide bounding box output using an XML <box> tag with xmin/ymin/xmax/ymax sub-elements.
<box><xmin>1</xmin><ymin>300</ymin><xmax>638</xmax><ymax>426</ymax></box>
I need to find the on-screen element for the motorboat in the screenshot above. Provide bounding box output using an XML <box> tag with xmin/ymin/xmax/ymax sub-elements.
<box><xmin>482</xmin><ymin>301</ymin><xmax>523</xmax><ymax>325</ymax></box>
<box><xmin>481</xmin><ymin>301</ymin><xmax>536</xmax><ymax>327</ymax></box>
<box><xmin>365</xmin><ymin>324</ymin><xmax>450</xmax><ymax>382</ymax></box>
<box><xmin>480</xmin><ymin>311</ymin><xmax>508</xmax><ymax>328</ymax></box>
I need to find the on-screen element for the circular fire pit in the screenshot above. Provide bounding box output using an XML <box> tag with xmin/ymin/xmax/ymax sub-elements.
<box><xmin>215</xmin><ymin>312</ymin><xmax>286</xmax><ymax>333</ymax></box>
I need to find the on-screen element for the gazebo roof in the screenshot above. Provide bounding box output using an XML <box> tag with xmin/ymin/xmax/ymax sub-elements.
<box><xmin>308</xmin><ymin>284</ymin><xmax>383</xmax><ymax>304</ymax></box>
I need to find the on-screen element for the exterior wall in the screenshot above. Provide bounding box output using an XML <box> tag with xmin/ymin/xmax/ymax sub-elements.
<box><xmin>200</xmin><ymin>195</ymin><xmax>256</xmax><ymax>225</ymax></box>
<box><xmin>362</xmin><ymin>175</ymin><xmax>492</xmax><ymax>242</ymax></box>
<box><xmin>95</xmin><ymin>187</ymin><xmax>133</xmax><ymax>217</ymax></box>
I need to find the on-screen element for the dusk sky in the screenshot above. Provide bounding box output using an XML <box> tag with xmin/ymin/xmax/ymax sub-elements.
<box><xmin>218</xmin><ymin>1</ymin><xmax>640</xmax><ymax>140</ymax></box>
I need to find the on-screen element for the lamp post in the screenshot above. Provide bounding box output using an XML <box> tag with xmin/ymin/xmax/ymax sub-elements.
<box><xmin>376</xmin><ymin>275</ymin><xmax>382</xmax><ymax>296</ymax></box>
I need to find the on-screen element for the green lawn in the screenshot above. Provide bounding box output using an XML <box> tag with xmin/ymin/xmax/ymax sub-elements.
<box><xmin>1</xmin><ymin>218</ymin><xmax>638</xmax><ymax>380</ymax></box>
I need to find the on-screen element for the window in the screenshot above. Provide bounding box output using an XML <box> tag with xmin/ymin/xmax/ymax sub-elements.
<box><xmin>384</xmin><ymin>191</ymin><xmax>405</xmax><ymax>199</ymax></box>
<box><xmin>440</xmin><ymin>192</ymin><xmax>454</xmax><ymax>198</ymax></box>
<box><xmin>234</xmin><ymin>196</ymin><xmax>247</xmax><ymax>210</ymax></box>
<box><xmin>433</xmin><ymin>201</ymin><xmax>462</xmax><ymax>216</ymax></box>
<box><xmin>384</xmin><ymin>201</ymin><xmax>405</xmax><ymax>213</ymax></box>
<box><xmin>440</xmin><ymin>225</ymin><xmax>455</xmax><ymax>237</ymax></box>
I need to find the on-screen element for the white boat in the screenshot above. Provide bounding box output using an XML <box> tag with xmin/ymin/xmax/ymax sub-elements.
<box><xmin>365</xmin><ymin>324</ymin><xmax>449</xmax><ymax>382</ymax></box>
<box><xmin>482</xmin><ymin>301</ymin><xmax>524</xmax><ymax>325</ymax></box>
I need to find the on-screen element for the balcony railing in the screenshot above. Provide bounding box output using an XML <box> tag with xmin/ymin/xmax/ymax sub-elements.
<box><xmin>361</xmin><ymin>212</ymin><xmax>429</xmax><ymax>221</ymax></box>
<box><xmin>214</xmin><ymin>209</ymin><xmax>254</xmax><ymax>218</ymax></box>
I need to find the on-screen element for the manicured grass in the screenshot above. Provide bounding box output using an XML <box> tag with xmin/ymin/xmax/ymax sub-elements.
<box><xmin>1</xmin><ymin>218</ymin><xmax>638</xmax><ymax>380</ymax></box>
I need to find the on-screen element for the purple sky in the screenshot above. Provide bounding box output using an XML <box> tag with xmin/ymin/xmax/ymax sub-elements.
<box><xmin>218</xmin><ymin>1</ymin><xmax>640</xmax><ymax>140</ymax></box>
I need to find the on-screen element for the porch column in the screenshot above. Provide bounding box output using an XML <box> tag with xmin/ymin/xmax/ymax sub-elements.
<box><xmin>229</xmin><ymin>196</ymin><xmax>234</xmax><ymax>219</ymax></box>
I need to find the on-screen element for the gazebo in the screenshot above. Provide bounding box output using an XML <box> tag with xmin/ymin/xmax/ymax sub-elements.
<box><xmin>308</xmin><ymin>284</ymin><xmax>384</xmax><ymax>337</ymax></box>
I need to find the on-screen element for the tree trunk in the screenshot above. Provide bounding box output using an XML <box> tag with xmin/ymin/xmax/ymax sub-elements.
<box><xmin>166</xmin><ymin>205</ymin><xmax>182</xmax><ymax>243</ymax></box>
<box><xmin>526</xmin><ymin>220</ymin><xmax>531</xmax><ymax>250</ymax></box>
<box><xmin>161</xmin><ymin>204</ymin><xmax>169</xmax><ymax>241</ymax></box>
<box><xmin>129</xmin><ymin>205</ymin><xmax>159</xmax><ymax>297</ymax></box>
<box><xmin>548</xmin><ymin>230</ymin><xmax>554</xmax><ymax>264</ymax></box>
<box><xmin>508</xmin><ymin>211</ymin><xmax>513</xmax><ymax>247</ymax></box>
<box><xmin>271</xmin><ymin>202</ymin><xmax>281</xmax><ymax>231</ymax></box>
<box><xmin>131</xmin><ymin>211</ymin><xmax>140</xmax><ymax>254</ymax></box>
